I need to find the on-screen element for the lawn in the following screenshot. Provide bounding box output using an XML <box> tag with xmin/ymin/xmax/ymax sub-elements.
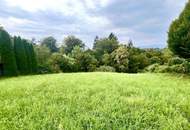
<box><xmin>0</xmin><ymin>73</ymin><xmax>190</xmax><ymax>130</ymax></box>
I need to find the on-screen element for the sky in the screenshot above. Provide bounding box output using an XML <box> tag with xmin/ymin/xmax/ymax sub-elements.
<box><xmin>0</xmin><ymin>0</ymin><xmax>187</xmax><ymax>48</ymax></box>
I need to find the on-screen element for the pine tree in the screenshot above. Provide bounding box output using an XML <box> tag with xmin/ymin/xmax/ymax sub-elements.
<box><xmin>23</xmin><ymin>39</ymin><xmax>32</xmax><ymax>74</ymax></box>
<box><xmin>0</xmin><ymin>28</ymin><xmax>18</xmax><ymax>76</ymax></box>
<box><xmin>14</xmin><ymin>36</ymin><xmax>28</xmax><ymax>74</ymax></box>
<box><xmin>29</xmin><ymin>44</ymin><xmax>38</xmax><ymax>73</ymax></box>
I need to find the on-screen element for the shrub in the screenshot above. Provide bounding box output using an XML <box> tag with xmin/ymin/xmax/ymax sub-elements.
<box><xmin>145</xmin><ymin>60</ymin><xmax>190</xmax><ymax>74</ymax></box>
<box><xmin>156</xmin><ymin>65</ymin><xmax>171</xmax><ymax>73</ymax></box>
<box><xmin>145</xmin><ymin>64</ymin><xmax>159</xmax><ymax>72</ymax></box>
<box><xmin>96</xmin><ymin>66</ymin><xmax>116</xmax><ymax>72</ymax></box>
<box><xmin>168</xmin><ymin>57</ymin><xmax>185</xmax><ymax>66</ymax></box>
<box><xmin>150</xmin><ymin>56</ymin><xmax>162</xmax><ymax>64</ymax></box>
<box><xmin>169</xmin><ymin>61</ymin><xmax>190</xmax><ymax>74</ymax></box>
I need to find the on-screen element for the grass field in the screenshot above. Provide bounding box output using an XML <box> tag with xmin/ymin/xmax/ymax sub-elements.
<box><xmin>0</xmin><ymin>73</ymin><xmax>190</xmax><ymax>130</ymax></box>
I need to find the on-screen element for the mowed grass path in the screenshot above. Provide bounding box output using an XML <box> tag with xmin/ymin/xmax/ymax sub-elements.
<box><xmin>0</xmin><ymin>73</ymin><xmax>190</xmax><ymax>130</ymax></box>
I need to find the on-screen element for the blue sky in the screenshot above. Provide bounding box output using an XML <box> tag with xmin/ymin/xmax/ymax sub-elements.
<box><xmin>0</xmin><ymin>0</ymin><xmax>187</xmax><ymax>48</ymax></box>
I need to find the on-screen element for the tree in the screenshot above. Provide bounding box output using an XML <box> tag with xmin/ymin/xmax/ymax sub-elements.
<box><xmin>63</xmin><ymin>35</ymin><xmax>85</xmax><ymax>54</ymax></box>
<box><xmin>108</xmin><ymin>32</ymin><xmax>118</xmax><ymax>41</ymax></box>
<box><xmin>48</xmin><ymin>53</ymin><xmax>76</xmax><ymax>73</ymax></box>
<box><xmin>23</xmin><ymin>39</ymin><xmax>33</xmax><ymax>73</ymax></box>
<box><xmin>71</xmin><ymin>46</ymin><xmax>97</xmax><ymax>72</ymax></box>
<box><xmin>41</xmin><ymin>36</ymin><xmax>58</xmax><ymax>52</ymax></box>
<box><xmin>29</xmin><ymin>44</ymin><xmax>38</xmax><ymax>73</ymax></box>
<box><xmin>13</xmin><ymin>36</ymin><xmax>28</xmax><ymax>74</ymax></box>
<box><xmin>93</xmin><ymin>36</ymin><xmax>99</xmax><ymax>49</ymax></box>
<box><xmin>128</xmin><ymin>49</ymin><xmax>149</xmax><ymax>73</ymax></box>
<box><xmin>111</xmin><ymin>45</ymin><xmax>129</xmax><ymax>72</ymax></box>
<box><xmin>168</xmin><ymin>1</ymin><xmax>190</xmax><ymax>58</ymax></box>
<box><xmin>102</xmin><ymin>53</ymin><xmax>112</xmax><ymax>66</ymax></box>
<box><xmin>0</xmin><ymin>28</ymin><xmax>18</xmax><ymax>76</ymax></box>
<box><xmin>34</xmin><ymin>45</ymin><xmax>51</xmax><ymax>73</ymax></box>
<box><xmin>94</xmin><ymin>38</ymin><xmax>119</xmax><ymax>60</ymax></box>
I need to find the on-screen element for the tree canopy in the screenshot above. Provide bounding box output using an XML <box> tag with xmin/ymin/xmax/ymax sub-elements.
<box><xmin>63</xmin><ymin>35</ymin><xmax>85</xmax><ymax>54</ymax></box>
<box><xmin>168</xmin><ymin>0</ymin><xmax>190</xmax><ymax>58</ymax></box>
<box><xmin>41</xmin><ymin>36</ymin><xmax>58</xmax><ymax>52</ymax></box>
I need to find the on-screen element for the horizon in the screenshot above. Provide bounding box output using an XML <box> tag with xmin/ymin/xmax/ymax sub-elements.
<box><xmin>0</xmin><ymin>0</ymin><xmax>187</xmax><ymax>48</ymax></box>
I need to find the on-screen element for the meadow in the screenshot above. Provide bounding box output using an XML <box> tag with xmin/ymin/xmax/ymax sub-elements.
<box><xmin>0</xmin><ymin>73</ymin><xmax>190</xmax><ymax>130</ymax></box>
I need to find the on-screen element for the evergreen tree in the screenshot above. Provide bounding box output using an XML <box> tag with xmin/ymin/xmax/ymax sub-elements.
<box><xmin>93</xmin><ymin>36</ymin><xmax>99</xmax><ymax>49</ymax></box>
<box><xmin>108</xmin><ymin>33</ymin><xmax>118</xmax><ymax>41</ymax></box>
<box><xmin>0</xmin><ymin>28</ymin><xmax>18</xmax><ymax>76</ymax></box>
<box><xmin>29</xmin><ymin>44</ymin><xmax>38</xmax><ymax>73</ymax></box>
<box><xmin>168</xmin><ymin>1</ymin><xmax>190</xmax><ymax>58</ymax></box>
<box><xmin>23</xmin><ymin>39</ymin><xmax>32</xmax><ymax>74</ymax></box>
<box><xmin>14</xmin><ymin>36</ymin><xmax>28</xmax><ymax>74</ymax></box>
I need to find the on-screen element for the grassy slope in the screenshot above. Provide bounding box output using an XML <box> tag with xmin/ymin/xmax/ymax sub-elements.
<box><xmin>0</xmin><ymin>73</ymin><xmax>190</xmax><ymax>130</ymax></box>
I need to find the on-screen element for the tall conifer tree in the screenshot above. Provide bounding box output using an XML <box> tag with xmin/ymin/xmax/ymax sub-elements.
<box><xmin>0</xmin><ymin>28</ymin><xmax>17</xmax><ymax>76</ymax></box>
<box><xmin>29</xmin><ymin>44</ymin><xmax>38</xmax><ymax>73</ymax></box>
<box><xmin>23</xmin><ymin>39</ymin><xmax>32</xmax><ymax>73</ymax></box>
<box><xmin>14</xmin><ymin>36</ymin><xmax>28</xmax><ymax>74</ymax></box>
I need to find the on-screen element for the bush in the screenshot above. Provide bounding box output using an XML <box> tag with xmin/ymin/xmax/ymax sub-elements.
<box><xmin>48</xmin><ymin>53</ymin><xmax>77</xmax><ymax>73</ymax></box>
<box><xmin>156</xmin><ymin>65</ymin><xmax>171</xmax><ymax>73</ymax></box>
<box><xmin>145</xmin><ymin>60</ymin><xmax>190</xmax><ymax>74</ymax></box>
<box><xmin>96</xmin><ymin>66</ymin><xmax>116</xmax><ymax>72</ymax></box>
<box><xmin>169</xmin><ymin>61</ymin><xmax>190</xmax><ymax>74</ymax></box>
<box><xmin>168</xmin><ymin>57</ymin><xmax>185</xmax><ymax>66</ymax></box>
<box><xmin>145</xmin><ymin>64</ymin><xmax>159</xmax><ymax>72</ymax></box>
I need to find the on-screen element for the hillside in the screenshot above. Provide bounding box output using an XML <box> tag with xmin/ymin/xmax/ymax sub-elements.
<box><xmin>0</xmin><ymin>73</ymin><xmax>190</xmax><ymax>129</ymax></box>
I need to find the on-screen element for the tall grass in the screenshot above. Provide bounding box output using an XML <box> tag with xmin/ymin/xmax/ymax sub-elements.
<box><xmin>0</xmin><ymin>73</ymin><xmax>190</xmax><ymax>129</ymax></box>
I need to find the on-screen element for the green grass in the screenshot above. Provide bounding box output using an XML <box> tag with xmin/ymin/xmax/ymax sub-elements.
<box><xmin>0</xmin><ymin>73</ymin><xmax>190</xmax><ymax>130</ymax></box>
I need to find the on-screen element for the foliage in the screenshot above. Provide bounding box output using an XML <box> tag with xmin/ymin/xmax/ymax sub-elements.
<box><xmin>95</xmin><ymin>66</ymin><xmax>116</xmax><ymax>72</ymax></box>
<box><xmin>94</xmin><ymin>38</ymin><xmax>119</xmax><ymax>60</ymax></box>
<box><xmin>111</xmin><ymin>45</ymin><xmax>129</xmax><ymax>72</ymax></box>
<box><xmin>0</xmin><ymin>28</ymin><xmax>18</xmax><ymax>76</ymax></box>
<box><xmin>71</xmin><ymin>46</ymin><xmax>97</xmax><ymax>72</ymax></box>
<box><xmin>168</xmin><ymin>57</ymin><xmax>185</xmax><ymax>66</ymax></box>
<box><xmin>34</xmin><ymin>45</ymin><xmax>52</xmax><ymax>74</ymax></box>
<box><xmin>146</xmin><ymin>59</ymin><xmax>190</xmax><ymax>74</ymax></box>
<box><xmin>23</xmin><ymin>39</ymin><xmax>33</xmax><ymax>73</ymax></box>
<box><xmin>108</xmin><ymin>32</ymin><xmax>118</xmax><ymax>41</ymax></box>
<box><xmin>127</xmin><ymin>45</ymin><xmax>150</xmax><ymax>73</ymax></box>
<box><xmin>161</xmin><ymin>48</ymin><xmax>174</xmax><ymax>63</ymax></box>
<box><xmin>29</xmin><ymin>43</ymin><xmax>38</xmax><ymax>73</ymax></box>
<box><xmin>144</xmin><ymin>48</ymin><xmax>163</xmax><ymax>64</ymax></box>
<box><xmin>0</xmin><ymin>73</ymin><xmax>190</xmax><ymax>129</ymax></box>
<box><xmin>41</xmin><ymin>36</ymin><xmax>58</xmax><ymax>52</ymax></box>
<box><xmin>102</xmin><ymin>53</ymin><xmax>112</xmax><ymax>66</ymax></box>
<box><xmin>13</xmin><ymin>36</ymin><xmax>28</xmax><ymax>74</ymax></box>
<box><xmin>168</xmin><ymin>1</ymin><xmax>190</xmax><ymax>58</ymax></box>
<box><xmin>63</xmin><ymin>35</ymin><xmax>85</xmax><ymax>54</ymax></box>
<box><xmin>48</xmin><ymin>53</ymin><xmax>76</xmax><ymax>73</ymax></box>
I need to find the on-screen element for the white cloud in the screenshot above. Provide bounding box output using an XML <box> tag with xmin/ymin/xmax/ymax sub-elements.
<box><xmin>2</xmin><ymin>0</ymin><xmax>186</xmax><ymax>48</ymax></box>
<box><xmin>0</xmin><ymin>17</ymin><xmax>36</xmax><ymax>28</ymax></box>
<box><xmin>5</xmin><ymin>0</ymin><xmax>85</xmax><ymax>16</ymax></box>
<box><xmin>4</xmin><ymin>0</ymin><xmax>113</xmax><ymax>14</ymax></box>
<box><xmin>4</xmin><ymin>0</ymin><xmax>113</xmax><ymax>30</ymax></box>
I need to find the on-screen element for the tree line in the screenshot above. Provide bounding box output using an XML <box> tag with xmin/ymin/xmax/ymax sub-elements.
<box><xmin>33</xmin><ymin>34</ymin><xmax>173</xmax><ymax>74</ymax></box>
<box><xmin>0</xmin><ymin>28</ymin><xmax>37</xmax><ymax>76</ymax></box>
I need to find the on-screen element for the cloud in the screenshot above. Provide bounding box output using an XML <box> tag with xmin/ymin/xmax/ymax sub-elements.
<box><xmin>0</xmin><ymin>16</ymin><xmax>36</xmax><ymax>28</ymax></box>
<box><xmin>1</xmin><ymin>0</ymin><xmax>188</xmax><ymax>48</ymax></box>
